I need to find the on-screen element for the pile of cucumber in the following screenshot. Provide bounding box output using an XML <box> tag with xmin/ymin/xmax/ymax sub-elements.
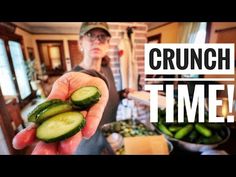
<box><xmin>28</xmin><ymin>86</ymin><xmax>101</xmax><ymax>143</ymax></box>
<box><xmin>155</xmin><ymin>108</ymin><xmax>229</xmax><ymax>145</ymax></box>
<box><xmin>102</xmin><ymin>119</ymin><xmax>156</xmax><ymax>138</ymax></box>
<box><xmin>102</xmin><ymin>119</ymin><xmax>157</xmax><ymax>155</ymax></box>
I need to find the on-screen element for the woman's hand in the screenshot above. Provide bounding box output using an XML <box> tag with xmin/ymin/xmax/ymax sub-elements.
<box><xmin>12</xmin><ymin>72</ymin><xmax>108</xmax><ymax>155</ymax></box>
<box><xmin>120</xmin><ymin>88</ymin><xmax>136</xmax><ymax>99</ymax></box>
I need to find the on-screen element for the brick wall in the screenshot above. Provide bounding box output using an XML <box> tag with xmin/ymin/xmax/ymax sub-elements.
<box><xmin>107</xmin><ymin>22</ymin><xmax>149</xmax><ymax>122</ymax></box>
<box><xmin>107</xmin><ymin>22</ymin><xmax>147</xmax><ymax>91</ymax></box>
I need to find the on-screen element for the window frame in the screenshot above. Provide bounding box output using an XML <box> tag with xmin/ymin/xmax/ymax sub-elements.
<box><xmin>0</xmin><ymin>26</ymin><xmax>35</xmax><ymax>108</ymax></box>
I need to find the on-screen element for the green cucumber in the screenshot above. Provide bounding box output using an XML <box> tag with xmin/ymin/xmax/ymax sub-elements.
<box><xmin>157</xmin><ymin>123</ymin><xmax>173</xmax><ymax>137</ymax></box>
<box><xmin>70</xmin><ymin>86</ymin><xmax>101</xmax><ymax>109</ymax></box>
<box><xmin>195</xmin><ymin>123</ymin><xmax>212</xmax><ymax>137</ymax></box>
<box><xmin>36</xmin><ymin>111</ymin><xmax>86</xmax><ymax>143</ymax></box>
<box><xmin>168</xmin><ymin>124</ymin><xmax>183</xmax><ymax>132</ymax></box>
<box><xmin>28</xmin><ymin>99</ymin><xmax>63</xmax><ymax>123</ymax></box>
<box><xmin>174</xmin><ymin>124</ymin><xmax>193</xmax><ymax>140</ymax></box>
<box><xmin>36</xmin><ymin>102</ymin><xmax>73</xmax><ymax>124</ymax></box>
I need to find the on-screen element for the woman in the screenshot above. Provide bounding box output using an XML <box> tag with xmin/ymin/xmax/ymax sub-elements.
<box><xmin>12</xmin><ymin>22</ymin><xmax>130</xmax><ymax>155</ymax></box>
<box><xmin>75</xmin><ymin>22</ymin><xmax>120</xmax><ymax>126</ymax></box>
<box><xmin>74</xmin><ymin>22</ymin><xmax>132</xmax><ymax>154</ymax></box>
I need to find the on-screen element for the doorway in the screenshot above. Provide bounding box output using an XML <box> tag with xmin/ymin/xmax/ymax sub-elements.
<box><xmin>37</xmin><ymin>40</ymin><xmax>66</xmax><ymax>76</ymax></box>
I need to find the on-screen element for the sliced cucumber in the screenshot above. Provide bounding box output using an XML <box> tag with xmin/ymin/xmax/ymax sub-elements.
<box><xmin>36</xmin><ymin>112</ymin><xmax>86</xmax><ymax>143</ymax></box>
<box><xmin>36</xmin><ymin>102</ymin><xmax>73</xmax><ymax>124</ymax></box>
<box><xmin>28</xmin><ymin>99</ymin><xmax>63</xmax><ymax>123</ymax></box>
<box><xmin>70</xmin><ymin>86</ymin><xmax>101</xmax><ymax>109</ymax></box>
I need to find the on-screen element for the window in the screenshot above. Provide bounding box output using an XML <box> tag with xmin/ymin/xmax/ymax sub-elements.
<box><xmin>182</xmin><ymin>22</ymin><xmax>207</xmax><ymax>79</ymax></box>
<box><xmin>8</xmin><ymin>41</ymin><xmax>31</xmax><ymax>99</ymax></box>
<box><xmin>49</xmin><ymin>45</ymin><xmax>62</xmax><ymax>69</ymax></box>
<box><xmin>193</xmin><ymin>22</ymin><xmax>207</xmax><ymax>44</ymax></box>
<box><xmin>0</xmin><ymin>22</ymin><xmax>35</xmax><ymax>108</ymax></box>
<box><xmin>0</xmin><ymin>39</ymin><xmax>17</xmax><ymax>96</ymax></box>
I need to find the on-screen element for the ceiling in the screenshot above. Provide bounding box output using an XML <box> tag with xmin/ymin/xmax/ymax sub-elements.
<box><xmin>145</xmin><ymin>22</ymin><xmax>169</xmax><ymax>30</ymax></box>
<box><xmin>13</xmin><ymin>22</ymin><xmax>169</xmax><ymax>34</ymax></box>
<box><xmin>13</xmin><ymin>22</ymin><xmax>83</xmax><ymax>34</ymax></box>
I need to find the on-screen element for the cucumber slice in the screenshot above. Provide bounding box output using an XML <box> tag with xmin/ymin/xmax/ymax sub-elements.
<box><xmin>36</xmin><ymin>112</ymin><xmax>86</xmax><ymax>143</ymax></box>
<box><xmin>28</xmin><ymin>99</ymin><xmax>63</xmax><ymax>123</ymax></box>
<box><xmin>36</xmin><ymin>102</ymin><xmax>73</xmax><ymax>124</ymax></box>
<box><xmin>70</xmin><ymin>86</ymin><xmax>101</xmax><ymax>109</ymax></box>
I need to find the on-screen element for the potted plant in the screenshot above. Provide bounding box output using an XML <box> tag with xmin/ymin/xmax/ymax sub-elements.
<box><xmin>25</xmin><ymin>60</ymin><xmax>38</xmax><ymax>90</ymax></box>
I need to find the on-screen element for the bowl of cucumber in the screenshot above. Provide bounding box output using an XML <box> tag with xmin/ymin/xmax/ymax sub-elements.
<box><xmin>153</xmin><ymin>108</ymin><xmax>231</xmax><ymax>152</ymax></box>
<box><xmin>161</xmin><ymin>124</ymin><xmax>230</xmax><ymax>152</ymax></box>
<box><xmin>101</xmin><ymin>119</ymin><xmax>174</xmax><ymax>155</ymax></box>
<box><xmin>176</xmin><ymin>128</ymin><xmax>230</xmax><ymax>153</ymax></box>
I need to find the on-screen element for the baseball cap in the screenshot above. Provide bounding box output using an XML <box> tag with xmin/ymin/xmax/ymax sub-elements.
<box><xmin>79</xmin><ymin>22</ymin><xmax>111</xmax><ymax>37</ymax></box>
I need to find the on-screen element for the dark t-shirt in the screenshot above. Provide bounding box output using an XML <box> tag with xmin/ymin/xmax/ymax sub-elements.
<box><xmin>73</xmin><ymin>65</ymin><xmax>120</xmax><ymax>154</ymax></box>
<box><xmin>73</xmin><ymin>65</ymin><xmax>120</xmax><ymax>127</ymax></box>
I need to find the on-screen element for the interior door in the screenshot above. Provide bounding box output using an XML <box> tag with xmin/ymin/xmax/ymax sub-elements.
<box><xmin>37</xmin><ymin>40</ymin><xmax>66</xmax><ymax>76</ymax></box>
<box><xmin>68</xmin><ymin>40</ymin><xmax>82</xmax><ymax>69</ymax></box>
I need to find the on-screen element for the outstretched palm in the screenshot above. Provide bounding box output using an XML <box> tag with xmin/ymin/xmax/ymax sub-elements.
<box><xmin>13</xmin><ymin>72</ymin><xmax>108</xmax><ymax>155</ymax></box>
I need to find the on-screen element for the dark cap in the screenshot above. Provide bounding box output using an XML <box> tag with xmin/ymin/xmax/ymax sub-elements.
<box><xmin>79</xmin><ymin>22</ymin><xmax>111</xmax><ymax>37</ymax></box>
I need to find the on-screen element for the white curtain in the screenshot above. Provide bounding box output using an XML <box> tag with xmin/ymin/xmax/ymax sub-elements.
<box><xmin>178</xmin><ymin>22</ymin><xmax>201</xmax><ymax>43</ymax></box>
<box><xmin>118</xmin><ymin>32</ymin><xmax>138</xmax><ymax>90</ymax></box>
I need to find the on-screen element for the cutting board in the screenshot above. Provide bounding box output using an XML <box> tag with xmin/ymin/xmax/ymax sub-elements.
<box><xmin>124</xmin><ymin>135</ymin><xmax>169</xmax><ymax>155</ymax></box>
<box><xmin>128</xmin><ymin>91</ymin><xmax>170</xmax><ymax>109</ymax></box>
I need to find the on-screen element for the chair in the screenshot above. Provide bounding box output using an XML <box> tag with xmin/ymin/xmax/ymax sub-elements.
<box><xmin>5</xmin><ymin>97</ymin><xmax>26</xmax><ymax>132</ymax></box>
<box><xmin>0</xmin><ymin>92</ymin><xmax>26</xmax><ymax>154</ymax></box>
